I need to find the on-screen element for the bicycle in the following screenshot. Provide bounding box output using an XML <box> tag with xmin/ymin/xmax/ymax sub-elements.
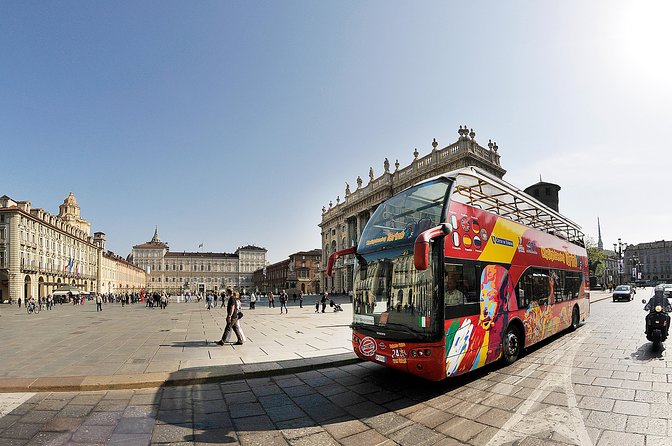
<box><xmin>27</xmin><ymin>302</ymin><xmax>39</xmax><ymax>314</ymax></box>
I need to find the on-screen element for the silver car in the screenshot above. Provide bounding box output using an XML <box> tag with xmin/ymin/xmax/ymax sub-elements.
<box><xmin>613</xmin><ymin>285</ymin><xmax>634</xmax><ymax>302</ymax></box>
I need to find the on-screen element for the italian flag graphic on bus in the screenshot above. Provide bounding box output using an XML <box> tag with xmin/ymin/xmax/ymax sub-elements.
<box><xmin>419</xmin><ymin>316</ymin><xmax>430</xmax><ymax>328</ymax></box>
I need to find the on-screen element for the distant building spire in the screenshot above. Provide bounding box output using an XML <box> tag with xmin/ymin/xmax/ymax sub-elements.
<box><xmin>151</xmin><ymin>226</ymin><xmax>161</xmax><ymax>244</ymax></box>
<box><xmin>597</xmin><ymin>217</ymin><xmax>603</xmax><ymax>250</ymax></box>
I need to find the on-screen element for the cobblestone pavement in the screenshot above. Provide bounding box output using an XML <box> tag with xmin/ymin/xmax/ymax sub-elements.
<box><xmin>1</xmin><ymin>290</ymin><xmax>670</xmax><ymax>445</ymax></box>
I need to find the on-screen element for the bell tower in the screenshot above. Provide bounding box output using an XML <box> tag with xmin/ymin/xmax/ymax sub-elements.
<box><xmin>58</xmin><ymin>192</ymin><xmax>91</xmax><ymax>235</ymax></box>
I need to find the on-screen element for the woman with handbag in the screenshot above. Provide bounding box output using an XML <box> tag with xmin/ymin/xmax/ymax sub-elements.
<box><xmin>216</xmin><ymin>289</ymin><xmax>244</xmax><ymax>345</ymax></box>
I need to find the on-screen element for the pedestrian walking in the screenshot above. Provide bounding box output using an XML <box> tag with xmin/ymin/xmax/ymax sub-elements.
<box><xmin>95</xmin><ymin>294</ymin><xmax>103</xmax><ymax>312</ymax></box>
<box><xmin>250</xmin><ymin>292</ymin><xmax>256</xmax><ymax>309</ymax></box>
<box><xmin>321</xmin><ymin>292</ymin><xmax>328</xmax><ymax>313</ymax></box>
<box><xmin>293</xmin><ymin>293</ymin><xmax>297</xmax><ymax>303</ymax></box>
<box><xmin>267</xmin><ymin>292</ymin><xmax>275</xmax><ymax>308</ymax></box>
<box><xmin>160</xmin><ymin>293</ymin><xmax>167</xmax><ymax>309</ymax></box>
<box><xmin>206</xmin><ymin>292</ymin><xmax>213</xmax><ymax>310</ymax></box>
<box><xmin>279</xmin><ymin>289</ymin><xmax>289</xmax><ymax>314</ymax></box>
<box><xmin>315</xmin><ymin>298</ymin><xmax>320</xmax><ymax>313</ymax></box>
<box><xmin>216</xmin><ymin>289</ymin><xmax>244</xmax><ymax>345</ymax></box>
<box><xmin>17</xmin><ymin>297</ymin><xmax>21</xmax><ymax>308</ymax></box>
<box><xmin>299</xmin><ymin>291</ymin><xmax>303</xmax><ymax>308</ymax></box>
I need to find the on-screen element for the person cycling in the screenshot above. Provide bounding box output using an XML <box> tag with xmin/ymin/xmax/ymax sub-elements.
<box><xmin>27</xmin><ymin>296</ymin><xmax>36</xmax><ymax>313</ymax></box>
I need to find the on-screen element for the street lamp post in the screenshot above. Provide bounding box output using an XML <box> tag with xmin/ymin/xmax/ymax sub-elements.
<box><xmin>629</xmin><ymin>255</ymin><xmax>641</xmax><ymax>283</ymax></box>
<box><xmin>613</xmin><ymin>238</ymin><xmax>626</xmax><ymax>286</ymax></box>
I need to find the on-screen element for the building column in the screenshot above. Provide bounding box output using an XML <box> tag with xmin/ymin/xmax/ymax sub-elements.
<box><xmin>8</xmin><ymin>214</ymin><xmax>21</xmax><ymax>304</ymax></box>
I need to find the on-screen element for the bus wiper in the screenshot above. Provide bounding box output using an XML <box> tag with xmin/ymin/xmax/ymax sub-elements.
<box><xmin>384</xmin><ymin>322</ymin><xmax>426</xmax><ymax>335</ymax></box>
<box><xmin>352</xmin><ymin>321</ymin><xmax>428</xmax><ymax>336</ymax></box>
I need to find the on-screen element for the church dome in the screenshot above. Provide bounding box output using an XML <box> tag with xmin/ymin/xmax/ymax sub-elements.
<box><xmin>63</xmin><ymin>192</ymin><xmax>78</xmax><ymax>206</ymax></box>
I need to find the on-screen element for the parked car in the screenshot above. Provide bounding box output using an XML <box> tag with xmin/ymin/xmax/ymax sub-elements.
<box><xmin>660</xmin><ymin>284</ymin><xmax>672</xmax><ymax>298</ymax></box>
<box><xmin>613</xmin><ymin>284</ymin><xmax>635</xmax><ymax>302</ymax></box>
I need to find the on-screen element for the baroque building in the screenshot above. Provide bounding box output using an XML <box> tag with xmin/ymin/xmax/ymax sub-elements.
<box><xmin>0</xmin><ymin>193</ymin><xmax>147</xmax><ymax>303</ymax></box>
<box><xmin>252</xmin><ymin>249</ymin><xmax>322</xmax><ymax>295</ymax></box>
<box><xmin>625</xmin><ymin>241</ymin><xmax>672</xmax><ymax>283</ymax></box>
<box><xmin>319</xmin><ymin>126</ymin><xmax>505</xmax><ymax>294</ymax></box>
<box><xmin>130</xmin><ymin>228</ymin><xmax>267</xmax><ymax>294</ymax></box>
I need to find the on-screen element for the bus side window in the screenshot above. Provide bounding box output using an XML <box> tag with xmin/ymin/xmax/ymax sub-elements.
<box><xmin>444</xmin><ymin>259</ymin><xmax>480</xmax><ymax>319</ymax></box>
<box><xmin>516</xmin><ymin>269</ymin><xmax>533</xmax><ymax>308</ymax></box>
<box><xmin>565</xmin><ymin>271</ymin><xmax>582</xmax><ymax>299</ymax></box>
<box><xmin>553</xmin><ymin>270</ymin><xmax>566</xmax><ymax>303</ymax></box>
<box><xmin>444</xmin><ymin>262</ymin><xmax>466</xmax><ymax>306</ymax></box>
<box><xmin>532</xmin><ymin>268</ymin><xmax>550</xmax><ymax>306</ymax></box>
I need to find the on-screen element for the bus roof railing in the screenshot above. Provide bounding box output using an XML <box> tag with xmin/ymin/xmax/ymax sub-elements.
<box><xmin>443</xmin><ymin>167</ymin><xmax>585</xmax><ymax>247</ymax></box>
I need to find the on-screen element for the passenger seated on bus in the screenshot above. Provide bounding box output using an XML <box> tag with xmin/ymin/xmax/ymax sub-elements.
<box><xmin>445</xmin><ymin>271</ymin><xmax>465</xmax><ymax>306</ymax></box>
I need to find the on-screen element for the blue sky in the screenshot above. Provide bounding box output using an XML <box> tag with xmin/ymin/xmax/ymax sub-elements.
<box><xmin>2</xmin><ymin>1</ymin><xmax>670</xmax><ymax>262</ymax></box>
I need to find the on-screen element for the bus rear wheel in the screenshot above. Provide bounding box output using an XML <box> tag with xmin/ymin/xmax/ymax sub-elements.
<box><xmin>502</xmin><ymin>325</ymin><xmax>522</xmax><ymax>365</ymax></box>
<box><xmin>570</xmin><ymin>306</ymin><xmax>580</xmax><ymax>331</ymax></box>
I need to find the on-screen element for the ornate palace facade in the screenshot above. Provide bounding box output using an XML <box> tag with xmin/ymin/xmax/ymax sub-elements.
<box><xmin>624</xmin><ymin>241</ymin><xmax>672</xmax><ymax>284</ymax></box>
<box><xmin>319</xmin><ymin>126</ymin><xmax>506</xmax><ymax>294</ymax></box>
<box><xmin>0</xmin><ymin>193</ymin><xmax>147</xmax><ymax>303</ymax></box>
<box><xmin>130</xmin><ymin>229</ymin><xmax>267</xmax><ymax>294</ymax></box>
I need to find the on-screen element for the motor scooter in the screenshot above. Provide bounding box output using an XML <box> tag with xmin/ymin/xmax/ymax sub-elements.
<box><xmin>643</xmin><ymin>290</ymin><xmax>671</xmax><ymax>350</ymax></box>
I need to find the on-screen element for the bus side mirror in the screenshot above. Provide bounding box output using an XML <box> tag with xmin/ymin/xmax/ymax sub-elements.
<box><xmin>414</xmin><ymin>224</ymin><xmax>451</xmax><ymax>271</ymax></box>
<box><xmin>327</xmin><ymin>246</ymin><xmax>356</xmax><ymax>277</ymax></box>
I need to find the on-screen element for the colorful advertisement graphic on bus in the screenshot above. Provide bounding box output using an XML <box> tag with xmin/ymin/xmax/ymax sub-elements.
<box><xmin>443</xmin><ymin>202</ymin><xmax>588</xmax><ymax>378</ymax></box>
<box><xmin>445</xmin><ymin>264</ymin><xmax>512</xmax><ymax>376</ymax></box>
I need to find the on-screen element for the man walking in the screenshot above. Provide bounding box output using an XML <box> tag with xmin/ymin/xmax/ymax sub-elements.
<box><xmin>95</xmin><ymin>294</ymin><xmax>103</xmax><ymax>312</ymax></box>
<box><xmin>279</xmin><ymin>289</ymin><xmax>289</xmax><ymax>314</ymax></box>
<box><xmin>321</xmin><ymin>292</ymin><xmax>328</xmax><ymax>313</ymax></box>
<box><xmin>299</xmin><ymin>291</ymin><xmax>303</xmax><ymax>308</ymax></box>
<box><xmin>216</xmin><ymin>288</ymin><xmax>244</xmax><ymax>345</ymax></box>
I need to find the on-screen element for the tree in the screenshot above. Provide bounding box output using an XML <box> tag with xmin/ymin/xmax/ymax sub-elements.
<box><xmin>585</xmin><ymin>236</ymin><xmax>606</xmax><ymax>278</ymax></box>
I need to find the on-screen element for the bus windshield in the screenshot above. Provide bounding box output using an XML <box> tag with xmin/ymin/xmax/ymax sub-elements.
<box><xmin>353</xmin><ymin>248</ymin><xmax>440</xmax><ymax>340</ymax></box>
<box><xmin>358</xmin><ymin>179</ymin><xmax>451</xmax><ymax>254</ymax></box>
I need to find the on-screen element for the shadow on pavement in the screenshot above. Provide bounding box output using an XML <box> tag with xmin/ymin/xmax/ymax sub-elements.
<box><xmin>151</xmin><ymin>361</ymin><xmax>492</xmax><ymax>444</ymax></box>
<box><xmin>630</xmin><ymin>342</ymin><xmax>666</xmax><ymax>361</ymax></box>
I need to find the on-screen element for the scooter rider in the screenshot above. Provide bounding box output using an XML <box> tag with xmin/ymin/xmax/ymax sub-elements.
<box><xmin>644</xmin><ymin>287</ymin><xmax>672</xmax><ymax>336</ymax></box>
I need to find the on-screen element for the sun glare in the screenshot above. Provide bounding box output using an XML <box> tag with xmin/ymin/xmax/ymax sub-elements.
<box><xmin>618</xmin><ymin>1</ymin><xmax>672</xmax><ymax>87</ymax></box>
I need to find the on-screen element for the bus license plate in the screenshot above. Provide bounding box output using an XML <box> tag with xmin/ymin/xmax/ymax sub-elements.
<box><xmin>375</xmin><ymin>354</ymin><xmax>386</xmax><ymax>363</ymax></box>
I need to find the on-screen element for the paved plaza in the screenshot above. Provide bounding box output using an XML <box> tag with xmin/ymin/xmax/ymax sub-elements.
<box><xmin>3</xmin><ymin>288</ymin><xmax>671</xmax><ymax>446</ymax></box>
<box><xmin>0</xmin><ymin>295</ymin><xmax>355</xmax><ymax>391</ymax></box>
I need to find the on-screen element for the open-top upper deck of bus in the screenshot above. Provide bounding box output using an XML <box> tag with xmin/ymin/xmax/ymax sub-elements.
<box><xmin>422</xmin><ymin>166</ymin><xmax>585</xmax><ymax>247</ymax></box>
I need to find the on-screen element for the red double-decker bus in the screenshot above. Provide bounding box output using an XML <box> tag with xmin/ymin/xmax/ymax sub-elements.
<box><xmin>328</xmin><ymin>167</ymin><xmax>589</xmax><ymax>381</ymax></box>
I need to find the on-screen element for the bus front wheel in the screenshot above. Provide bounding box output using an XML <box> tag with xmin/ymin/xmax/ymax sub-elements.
<box><xmin>502</xmin><ymin>325</ymin><xmax>522</xmax><ymax>365</ymax></box>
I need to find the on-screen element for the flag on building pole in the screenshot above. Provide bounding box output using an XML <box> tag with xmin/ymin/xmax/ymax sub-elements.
<box><xmin>199</xmin><ymin>243</ymin><xmax>204</xmax><ymax>249</ymax></box>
